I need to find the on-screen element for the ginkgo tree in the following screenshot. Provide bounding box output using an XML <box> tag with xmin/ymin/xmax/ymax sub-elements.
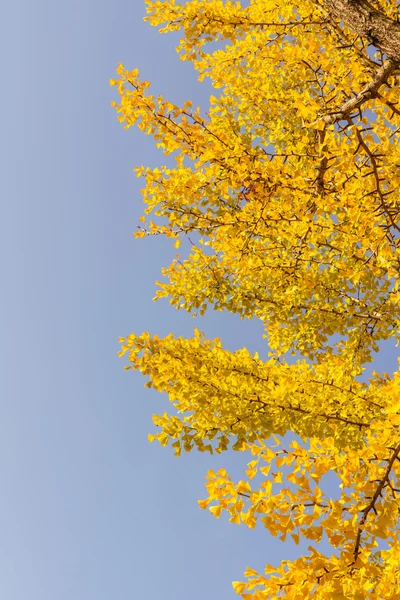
<box><xmin>111</xmin><ymin>0</ymin><xmax>400</xmax><ymax>597</ymax></box>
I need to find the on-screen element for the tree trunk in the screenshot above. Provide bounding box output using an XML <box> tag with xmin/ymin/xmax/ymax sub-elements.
<box><xmin>321</xmin><ymin>0</ymin><xmax>400</xmax><ymax>62</ymax></box>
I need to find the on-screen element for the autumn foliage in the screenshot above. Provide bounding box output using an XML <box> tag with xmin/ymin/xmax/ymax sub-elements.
<box><xmin>112</xmin><ymin>0</ymin><xmax>400</xmax><ymax>597</ymax></box>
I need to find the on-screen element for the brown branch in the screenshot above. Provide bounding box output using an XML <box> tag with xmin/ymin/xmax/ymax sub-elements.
<box><xmin>320</xmin><ymin>59</ymin><xmax>399</xmax><ymax>125</ymax></box>
<box><xmin>314</xmin><ymin>125</ymin><xmax>330</xmax><ymax>193</ymax></box>
<box><xmin>352</xmin><ymin>442</ymin><xmax>400</xmax><ymax>562</ymax></box>
<box><xmin>352</xmin><ymin>119</ymin><xmax>400</xmax><ymax>234</ymax></box>
<box><xmin>321</xmin><ymin>16</ymin><xmax>379</xmax><ymax>72</ymax></box>
<box><xmin>196</xmin><ymin>16</ymin><xmax>328</xmax><ymax>30</ymax></box>
<box><xmin>275</xmin><ymin>403</ymin><xmax>369</xmax><ymax>429</ymax></box>
<box><xmin>375</xmin><ymin>92</ymin><xmax>400</xmax><ymax>118</ymax></box>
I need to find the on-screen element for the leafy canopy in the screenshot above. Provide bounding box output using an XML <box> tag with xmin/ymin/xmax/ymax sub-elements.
<box><xmin>112</xmin><ymin>0</ymin><xmax>400</xmax><ymax>597</ymax></box>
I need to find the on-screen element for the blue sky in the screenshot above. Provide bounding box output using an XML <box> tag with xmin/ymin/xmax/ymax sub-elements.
<box><xmin>2</xmin><ymin>1</ymin><xmax>399</xmax><ymax>598</ymax></box>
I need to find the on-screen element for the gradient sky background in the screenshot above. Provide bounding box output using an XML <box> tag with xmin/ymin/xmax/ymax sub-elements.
<box><xmin>2</xmin><ymin>1</ymin><xmax>399</xmax><ymax>598</ymax></box>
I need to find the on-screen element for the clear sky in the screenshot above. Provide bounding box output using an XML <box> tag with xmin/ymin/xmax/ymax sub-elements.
<box><xmin>2</xmin><ymin>1</ymin><xmax>399</xmax><ymax>599</ymax></box>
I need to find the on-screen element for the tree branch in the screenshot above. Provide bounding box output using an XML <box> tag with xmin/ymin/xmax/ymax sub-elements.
<box><xmin>352</xmin><ymin>442</ymin><xmax>400</xmax><ymax>562</ymax></box>
<box><xmin>321</xmin><ymin>59</ymin><xmax>398</xmax><ymax>125</ymax></box>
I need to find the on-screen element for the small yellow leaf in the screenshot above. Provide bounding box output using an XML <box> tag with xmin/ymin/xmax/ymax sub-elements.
<box><xmin>291</xmin><ymin>533</ymin><xmax>300</xmax><ymax>545</ymax></box>
<box><xmin>229</xmin><ymin>513</ymin><xmax>241</xmax><ymax>524</ymax></box>
<box><xmin>232</xmin><ymin>582</ymin><xmax>246</xmax><ymax>594</ymax></box>
<box><xmin>246</xmin><ymin>468</ymin><xmax>257</xmax><ymax>480</ymax></box>
<box><xmin>209</xmin><ymin>505</ymin><xmax>222</xmax><ymax>519</ymax></box>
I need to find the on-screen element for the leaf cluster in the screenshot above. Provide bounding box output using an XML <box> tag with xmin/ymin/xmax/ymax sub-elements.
<box><xmin>113</xmin><ymin>0</ymin><xmax>400</xmax><ymax>596</ymax></box>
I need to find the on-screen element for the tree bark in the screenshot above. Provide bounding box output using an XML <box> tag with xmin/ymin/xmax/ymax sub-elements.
<box><xmin>321</xmin><ymin>58</ymin><xmax>398</xmax><ymax>124</ymax></box>
<box><xmin>321</xmin><ymin>0</ymin><xmax>400</xmax><ymax>63</ymax></box>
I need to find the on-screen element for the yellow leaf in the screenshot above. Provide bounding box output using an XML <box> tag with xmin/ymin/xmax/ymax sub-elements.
<box><xmin>245</xmin><ymin>468</ymin><xmax>257</xmax><ymax>480</ymax></box>
<box><xmin>209</xmin><ymin>505</ymin><xmax>222</xmax><ymax>519</ymax></box>
<box><xmin>229</xmin><ymin>513</ymin><xmax>241</xmax><ymax>524</ymax></box>
<box><xmin>232</xmin><ymin>582</ymin><xmax>246</xmax><ymax>595</ymax></box>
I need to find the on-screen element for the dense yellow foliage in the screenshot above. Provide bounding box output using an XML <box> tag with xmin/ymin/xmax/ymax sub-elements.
<box><xmin>113</xmin><ymin>0</ymin><xmax>400</xmax><ymax>597</ymax></box>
